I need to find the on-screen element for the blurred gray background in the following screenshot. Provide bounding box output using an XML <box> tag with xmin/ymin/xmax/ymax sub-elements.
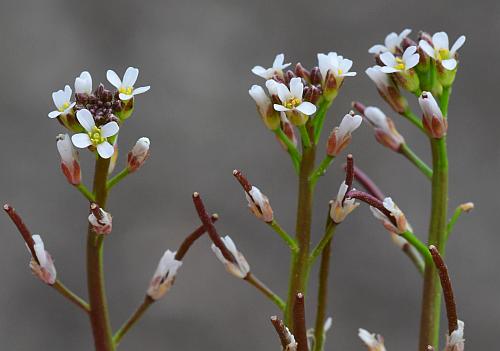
<box><xmin>0</xmin><ymin>0</ymin><xmax>498</xmax><ymax>349</ymax></box>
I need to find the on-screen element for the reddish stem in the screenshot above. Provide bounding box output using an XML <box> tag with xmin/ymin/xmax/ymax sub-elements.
<box><xmin>233</xmin><ymin>169</ymin><xmax>252</xmax><ymax>193</ymax></box>
<box><xmin>175</xmin><ymin>214</ymin><xmax>218</xmax><ymax>261</ymax></box>
<box><xmin>270</xmin><ymin>316</ymin><xmax>293</xmax><ymax>349</ymax></box>
<box><xmin>293</xmin><ymin>293</ymin><xmax>308</xmax><ymax>351</ymax></box>
<box><xmin>3</xmin><ymin>204</ymin><xmax>37</xmax><ymax>260</ymax></box>
<box><xmin>346</xmin><ymin>190</ymin><xmax>397</xmax><ymax>227</ymax></box>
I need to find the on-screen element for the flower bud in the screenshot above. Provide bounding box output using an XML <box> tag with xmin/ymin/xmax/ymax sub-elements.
<box><xmin>459</xmin><ymin>202</ymin><xmax>474</xmax><ymax>212</ymax></box>
<box><xmin>418</xmin><ymin>91</ymin><xmax>447</xmax><ymax>138</ymax></box>
<box><xmin>127</xmin><ymin>137</ymin><xmax>150</xmax><ymax>172</ymax></box>
<box><xmin>245</xmin><ymin>185</ymin><xmax>274</xmax><ymax>223</ymax></box>
<box><xmin>363</xmin><ymin>106</ymin><xmax>405</xmax><ymax>151</ymax></box>
<box><xmin>370</xmin><ymin>197</ymin><xmax>409</xmax><ymax>234</ymax></box>
<box><xmin>444</xmin><ymin>320</ymin><xmax>465</xmax><ymax>351</ymax></box>
<box><xmin>88</xmin><ymin>203</ymin><xmax>113</xmax><ymax>235</ymax></box>
<box><xmin>330</xmin><ymin>181</ymin><xmax>359</xmax><ymax>223</ymax></box>
<box><xmin>295</xmin><ymin>63</ymin><xmax>310</xmax><ymax>82</ymax></box>
<box><xmin>249</xmin><ymin>85</ymin><xmax>280</xmax><ymax>130</ymax></box>
<box><xmin>56</xmin><ymin>134</ymin><xmax>81</xmax><ymax>185</ymax></box>
<box><xmin>74</xmin><ymin>71</ymin><xmax>92</xmax><ymax>95</ymax></box>
<box><xmin>358</xmin><ymin>328</ymin><xmax>387</xmax><ymax>351</ymax></box>
<box><xmin>30</xmin><ymin>235</ymin><xmax>57</xmax><ymax>285</ymax></box>
<box><xmin>147</xmin><ymin>249</ymin><xmax>182</xmax><ymax>300</ymax></box>
<box><xmin>366</xmin><ymin>66</ymin><xmax>408</xmax><ymax>113</ymax></box>
<box><xmin>211</xmin><ymin>236</ymin><xmax>250</xmax><ymax>279</ymax></box>
<box><xmin>326</xmin><ymin>113</ymin><xmax>362</xmax><ymax>157</ymax></box>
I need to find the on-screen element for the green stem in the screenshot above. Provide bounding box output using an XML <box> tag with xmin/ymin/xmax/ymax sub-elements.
<box><xmin>52</xmin><ymin>280</ymin><xmax>90</xmax><ymax>313</ymax></box>
<box><xmin>275</xmin><ymin>128</ymin><xmax>301</xmax><ymax>172</ymax></box>
<box><xmin>446</xmin><ymin>206</ymin><xmax>465</xmax><ymax>240</ymax></box>
<box><xmin>399</xmin><ymin>143</ymin><xmax>433</xmax><ymax>180</ymax></box>
<box><xmin>269</xmin><ymin>220</ymin><xmax>299</xmax><ymax>252</ymax></box>
<box><xmin>400</xmin><ymin>231</ymin><xmax>433</xmax><ymax>264</ymax></box>
<box><xmin>107</xmin><ymin>168</ymin><xmax>130</xmax><ymax>190</ymax></box>
<box><xmin>87</xmin><ymin>156</ymin><xmax>115</xmax><ymax>351</ymax></box>
<box><xmin>284</xmin><ymin>145</ymin><xmax>316</xmax><ymax>329</ymax></box>
<box><xmin>244</xmin><ymin>273</ymin><xmax>285</xmax><ymax>311</ymax></box>
<box><xmin>309</xmin><ymin>222</ymin><xmax>336</xmax><ymax>265</ymax></box>
<box><xmin>75</xmin><ymin>183</ymin><xmax>95</xmax><ymax>202</ymax></box>
<box><xmin>310</xmin><ymin>155</ymin><xmax>334</xmax><ymax>188</ymax></box>
<box><xmin>113</xmin><ymin>296</ymin><xmax>154</xmax><ymax>346</ymax></box>
<box><xmin>299</xmin><ymin>125</ymin><xmax>312</xmax><ymax>149</ymax></box>
<box><xmin>439</xmin><ymin>86</ymin><xmax>452</xmax><ymax>116</ymax></box>
<box><xmin>313</xmin><ymin>99</ymin><xmax>333</xmax><ymax>144</ymax></box>
<box><xmin>400</xmin><ymin>108</ymin><xmax>426</xmax><ymax>133</ymax></box>
<box><xmin>419</xmin><ymin>137</ymin><xmax>448</xmax><ymax>350</ymax></box>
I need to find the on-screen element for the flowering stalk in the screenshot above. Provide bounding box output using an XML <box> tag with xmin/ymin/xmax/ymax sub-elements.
<box><xmin>446</xmin><ymin>203</ymin><xmax>473</xmax><ymax>239</ymax></box>
<box><xmin>399</xmin><ymin>143</ymin><xmax>433</xmax><ymax>179</ymax></box>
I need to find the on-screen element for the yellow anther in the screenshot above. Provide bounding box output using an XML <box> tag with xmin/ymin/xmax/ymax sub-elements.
<box><xmin>284</xmin><ymin>97</ymin><xmax>301</xmax><ymax>109</ymax></box>
<box><xmin>58</xmin><ymin>101</ymin><xmax>70</xmax><ymax>112</ymax></box>
<box><xmin>88</xmin><ymin>126</ymin><xmax>106</xmax><ymax>145</ymax></box>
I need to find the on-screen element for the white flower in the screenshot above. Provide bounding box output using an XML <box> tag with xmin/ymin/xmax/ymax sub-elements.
<box><xmin>445</xmin><ymin>320</ymin><xmax>465</xmax><ymax>351</ymax></box>
<box><xmin>379</xmin><ymin>46</ymin><xmax>419</xmax><ymax>73</ymax></box>
<box><xmin>252</xmin><ymin>54</ymin><xmax>291</xmax><ymax>79</ymax></box>
<box><xmin>330</xmin><ymin>181</ymin><xmax>359</xmax><ymax>223</ymax></box>
<box><xmin>48</xmin><ymin>85</ymin><xmax>76</xmax><ymax>118</ymax></box>
<box><xmin>365</xmin><ymin>66</ymin><xmax>407</xmax><ymax>113</ymax></box>
<box><xmin>249</xmin><ymin>84</ymin><xmax>280</xmax><ymax>130</ymax></box>
<box><xmin>71</xmin><ymin>109</ymin><xmax>119</xmax><ymax>159</ymax></box>
<box><xmin>369</xmin><ymin>29</ymin><xmax>412</xmax><ymax>54</ymax></box>
<box><xmin>358</xmin><ymin>328</ymin><xmax>386</xmax><ymax>351</ymax></box>
<box><xmin>245</xmin><ymin>186</ymin><xmax>274</xmax><ymax>223</ymax></box>
<box><xmin>56</xmin><ymin>134</ymin><xmax>81</xmax><ymax>185</ymax></box>
<box><xmin>419</xmin><ymin>32</ymin><xmax>466</xmax><ymax>70</ymax></box>
<box><xmin>265</xmin><ymin>79</ymin><xmax>280</xmax><ymax>96</ymax></box>
<box><xmin>363</xmin><ymin>106</ymin><xmax>404</xmax><ymax>151</ymax></box>
<box><xmin>326</xmin><ymin>113</ymin><xmax>362</xmax><ymax>156</ymax></box>
<box><xmin>370</xmin><ymin>197</ymin><xmax>408</xmax><ymax>234</ymax></box>
<box><xmin>30</xmin><ymin>235</ymin><xmax>57</xmax><ymax>285</ymax></box>
<box><xmin>211</xmin><ymin>236</ymin><xmax>250</xmax><ymax>279</ymax></box>
<box><xmin>106</xmin><ymin>67</ymin><xmax>150</xmax><ymax>100</ymax></box>
<box><xmin>88</xmin><ymin>204</ymin><xmax>113</xmax><ymax>235</ymax></box>
<box><xmin>418</xmin><ymin>91</ymin><xmax>447</xmax><ymax>138</ymax></box>
<box><xmin>274</xmin><ymin>78</ymin><xmax>317</xmax><ymax>115</ymax></box>
<box><xmin>147</xmin><ymin>250</ymin><xmax>183</xmax><ymax>300</ymax></box>
<box><xmin>317</xmin><ymin>52</ymin><xmax>356</xmax><ymax>83</ymax></box>
<box><xmin>74</xmin><ymin>71</ymin><xmax>92</xmax><ymax>94</ymax></box>
<box><xmin>128</xmin><ymin>137</ymin><xmax>151</xmax><ymax>172</ymax></box>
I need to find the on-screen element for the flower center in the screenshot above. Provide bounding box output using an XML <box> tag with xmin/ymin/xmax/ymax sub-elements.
<box><xmin>394</xmin><ymin>57</ymin><xmax>406</xmax><ymax>70</ymax></box>
<box><xmin>58</xmin><ymin>101</ymin><xmax>70</xmax><ymax>112</ymax></box>
<box><xmin>119</xmin><ymin>86</ymin><xmax>134</xmax><ymax>95</ymax></box>
<box><xmin>284</xmin><ymin>97</ymin><xmax>301</xmax><ymax>109</ymax></box>
<box><xmin>435</xmin><ymin>48</ymin><xmax>450</xmax><ymax>61</ymax></box>
<box><xmin>337</xmin><ymin>68</ymin><xmax>343</xmax><ymax>76</ymax></box>
<box><xmin>88</xmin><ymin>126</ymin><xmax>106</xmax><ymax>145</ymax></box>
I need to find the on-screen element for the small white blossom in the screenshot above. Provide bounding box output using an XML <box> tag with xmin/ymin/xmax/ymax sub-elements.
<box><xmin>56</xmin><ymin>133</ymin><xmax>81</xmax><ymax>185</ymax></box>
<box><xmin>106</xmin><ymin>67</ymin><xmax>150</xmax><ymax>100</ymax></box>
<box><xmin>358</xmin><ymin>328</ymin><xmax>387</xmax><ymax>351</ymax></box>
<box><xmin>265</xmin><ymin>79</ymin><xmax>280</xmax><ymax>96</ymax></box>
<box><xmin>370</xmin><ymin>197</ymin><xmax>409</xmax><ymax>234</ymax></box>
<box><xmin>88</xmin><ymin>205</ymin><xmax>113</xmax><ymax>235</ymax></box>
<box><xmin>147</xmin><ymin>250</ymin><xmax>182</xmax><ymax>300</ymax></box>
<box><xmin>128</xmin><ymin>137</ymin><xmax>151</xmax><ymax>172</ymax></box>
<box><xmin>317</xmin><ymin>52</ymin><xmax>356</xmax><ymax>87</ymax></box>
<box><xmin>249</xmin><ymin>85</ymin><xmax>280</xmax><ymax>130</ymax></box>
<box><xmin>418</xmin><ymin>91</ymin><xmax>447</xmax><ymax>138</ymax></box>
<box><xmin>419</xmin><ymin>32</ymin><xmax>466</xmax><ymax>70</ymax></box>
<box><xmin>363</xmin><ymin>106</ymin><xmax>404</xmax><ymax>151</ymax></box>
<box><xmin>211</xmin><ymin>236</ymin><xmax>250</xmax><ymax>279</ymax></box>
<box><xmin>30</xmin><ymin>235</ymin><xmax>57</xmax><ymax>285</ymax></box>
<box><xmin>379</xmin><ymin>46</ymin><xmax>419</xmax><ymax>73</ymax></box>
<box><xmin>365</xmin><ymin>66</ymin><xmax>407</xmax><ymax>113</ymax></box>
<box><xmin>274</xmin><ymin>78</ymin><xmax>317</xmax><ymax>115</ymax></box>
<box><xmin>252</xmin><ymin>54</ymin><xmax>291</xmax><ymax>79</ymax></box>
<box><xmin>369</xmin><ymin>29</ymin><xmax>412</xmax><ymax>54</ymax></box>
<box><xmin>326</xmin><ymin>113</ymin><xmax>362</xmax><ymax>156</ymax></box>
<box><xmin>330</xmin><ymin>181</ymin><xmax>359</xmax><ymax>223</ymax></box>
<box><xmin>74</xmin><ymin>71</ymin><xmax>92</xmax><ymax>94</ymax></box>
<box><xmin>245</xmin><ymin>186</ymin><xmax>274</xmax><ymax>223</ymax></box>
<box><xmin>445</xmin><ymin>320</ymin><xmax>465</xmax><ymax>351</ymax></box>
<box><xmin>48</xmin><ymin>85</ymin><xmax>76</xmax><ymax>119</ymax></box>
<box><xmin>71</xmin><ymin>109</ymin><xmax>119</xmax><ymax>159</ymax></box>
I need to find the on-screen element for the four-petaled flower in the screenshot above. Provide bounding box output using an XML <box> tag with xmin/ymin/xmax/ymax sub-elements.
<box><xmin>379</xmin><ymin>46</ymin><xmax>419</xmax><ymax>73</ymax></box>
<box><xmin>365</xmin><ymin>66</ymin><xmax>407</xmax><ymax>113</ymax></box>
<box><xmin>48</xmin><ymin>85</ymin><xmax>76</xmax><ymax>119</ymax></box>
<box><xmin>330</xmin><ymin>181</ymin><xmax>359</xmax><ymax>223</ymax></box>
<box><xmin>252</xmin><ymin>54</ymin><xmax>291</xmax><ymax>79</ymax></box>
<box><xmin>30</xmin><ymin>234</ymin><xmax>57</xmax><ymax>285</ymax></box>
<box><xmin>419</xmin><ymin>32</ymin><xmax>466</xmax><ymax>70</ymax></box>
<box><xmin>358</xmin><ymin>328</ymin><xmax>387</xmax><ymax>351</ymax></box>
<box><xmin>274</xmin><ymin>77</ymin><xmax>316</xmax><ymax>125</ymax></box>
<box><xmin>369</xmin><ymin>28</ymin><xmax>412</xmax><ymax>54</ymax></box>
<box><xmin>370</xmin><ymin>197</ymin><xmax>409</xmax><ymax>234</ymax></box>
<box><xmin>211</xmin><ymin>236</ymin><xmax>250</xmax><ymax>279</ymax></box>
<box><xmin>75</xmin><ymin>71</ymin><xmax>93</xmax><ymax>95</ymax></box>
<box><xmin>317</xmin><ymin>52</ymin><xmax>356</xmax><ymax>99</ymax></box>
<box><xmin>106</xmin><ymin>67</ymin><xmax>150</xmax><ymax>101</ymax></box>
<box><xmin>71</xmin><ymin>109</ymin><xmax>119</xmax><ymax>159</ymax></box>
<box><xmin>147</xmin><ymin>250</ymin><xmax>183</xmax><ymax>301</ymax></box>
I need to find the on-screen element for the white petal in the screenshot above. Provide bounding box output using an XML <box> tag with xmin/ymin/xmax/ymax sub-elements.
<box><xmin>432</xmin><ymin>32</ymin><xmax>449</xmax><ymax>50</ymax></box>
<box><xmin>48</xmin><ymin>110</ymin><xmax>61</xmax><ymax>118</ymax></box>
<box><xmin>441</xmin><ymin>59</ymin><xmax>457</xmax><ymax>70</ymax></box>
<box><xmin>101</xmin><ymin>121</ymin><xmax>119</xmax><ymax>138</ymax></box>
<box><xmin>419</xmin><ymin>40</ymin><xmax>435</xmax><ymax>58</ymax></box>
<box><xmin>106</xmin><ymin>70</ymin><xmax>122</xmax><ymax>89</ymax></box>
<box><xmin>276</xmin><ymin>83</ymin><xmax>292</xmax><ymax>103</ymax></box>
<box><xmin>405</xmin><ymin>54</ymin><xmax>420</xmax><ymax>69</ymax></box>
<box><xmin>63</xmin><ymin>85</ymin><xmax>72</xmax><ymax>100</ymax></box>
<box><xmin>272</xmin><ymin>53</ymin><xmax>284</xmax><ymax>68</ymax></box>
<box><xmin>295</xmin><ymin>102</ymin><xmax>316</xmax><ymax>115</ymax></box>
<box><xmin>384</xmin><ymin>32</ymin><xmax>399</xmax><ymax>50</ymax></box>
<box><xmin>379</xmin><ymin>52</ymin><xmax>397</xmax><ymax>67</ymax></box>
<box><xmin>380</xmin><ymin>66</ymin><xmax>399</xmax><ymax>73</ymax></box>
<box><xmin>76</xmin><ymin>109</ymin><xmax>95</xmax><ymax>132</ymax></box>
<box><xmin>52</xmin><ymin>90</ymin><xmax>66</xmax><ymax>108</ymax></box>
<box><xmin>289</xmin><ymin>77</ymin><xmax>303</xmax><ymax>99</ymax></box>
<box><xmin>132</xmin><ymin>86</ymin><xmax>150</xmax><ymax>95</ymax></box>
<box><xmin>123</xmin><ymin>67</ymin><xmax>139</xmax><ymax>87</ymax></box>
<box><xmin>71</xmin><ymin>134</ymin><xmax>92</xmax><ymax>148</ymax></box>
<box><xmin>368</xmin><ymin>44</ymin><xmax>387</xmax><ymax>54</ymax></box>
<box><xmin>251</xmin><ymin>66</ymin><xmax>267</xmax><ymax>78</ymax></box>
<box><xmin>340</xmin><ymin>58</ymin><xmax>353</xmax><ymax>73</ymax></box>
<box><xmin>402</xmin><ymin>46</ymin><xmax>417</xmax><ymax>60</ymax></box>
<box><xmin>342</xmin><ymin>71</ymin><xmax>357</xmax><ymax>77</ymax></box>
<box><xmin>97</xmin><ymin>142</ymin><xmax>115</xmax><ymax>159</ymax></box>
<box><xmin>399</xmin><ymin>29</ymin><xmax>412</xmax><ymax>40</ymax></box>
<box><xmin>274</xmin><ymin>104</ymin><xmax>290</xmax><ymax>112</ymax></box>
<box><xmin>119</xmin><ymin>93</ymin><xmax>134</xmax><ymax>101</ymax></box>
<box><xmin>265</xmin><ymin>79</ymin><xmax>279</xmax><ymax>95</ymax></box>
<box><xmin>450</xmin><ymin>35</ymin><xmax>466</xmax><ymax>55</ymax></box>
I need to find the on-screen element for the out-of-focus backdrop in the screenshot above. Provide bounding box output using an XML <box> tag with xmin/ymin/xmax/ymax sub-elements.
<box><xmin>0</xmin><ymin>0</ymin><xmax>498</xmax><ymax>349</ymax></box>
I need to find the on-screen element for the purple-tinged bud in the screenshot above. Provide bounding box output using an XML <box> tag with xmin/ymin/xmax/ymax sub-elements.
<box><xmin>56</xmin><ymin>134</ymin><xmax>81</xmax><ymax>185</ymax></box>
<box><xmin>418</xmin><ymin>91</ymin><xmax>447</xmax><ymax>138</ymax></box>
<box><xmin>127</xmin><ymin>137</ymin><xmax>151</xmax><ymax>172</ymax></box>
<box><xmin>365</xmin><ymin>66</ymin><xmax>408</xmax><ymax>113</ymax></box>
<box><xmin>147</xmin><ymin>249</ymin><xmax>182</xmax><ymax>300</ymax></box>
<box><xmin>363</xmin><ymin>106</ymin><xmax>405</xmax><ymax>152</ymax></box>
<box><xmin>276</xmin><ymin>117</ymin><xmax>298</xmax><ymax>151</ymax></box>
<box><xmin>295</xmin><ymin>63</ymin><xmax>310</xmax><ymax>82</ymax></box>
<box><xmin>88</xmin><ymin>203</ymin><xmax>112</xmax><ymax>235</ymax></box>
<box><xmin>326</xmin><ymin>113</ymin><xmax>362</xmax><ymax>157</ymax></box>
<box><xmin>30</xmin><ymin>235</ymin><xmax>57</xmax><ymax>285</ymax></box>
<box><xmin>284</xmin><ymin>70</ymin><xmax>296</xmax><ymax>85</ymax></box>
<box><xmin>310</xmin><ymin>67</ymin><xmax>322</xmax><ymax>85</ymax></box>
<box><xmin>401</xmin><ymin>37</ymin><xmax>417</xmax><ymax>51</ymax></box>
